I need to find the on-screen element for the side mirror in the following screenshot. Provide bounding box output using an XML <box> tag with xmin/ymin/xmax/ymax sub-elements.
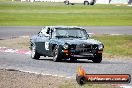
<box><xmin>89</xmin><ymin>34</ymin><xmax>92</xmax><ymax>38</ymax></box>
<box><xmin>87</xmin><ymin>33</ymin><xmax>93</xmax><ymax>38</ymax></box>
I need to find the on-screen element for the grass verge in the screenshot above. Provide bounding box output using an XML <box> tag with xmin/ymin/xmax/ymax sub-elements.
<box><xmin>0</xmin><ymin>2</ymin><xmax>132</xmax><ymax>26</ymax></box>
<box><xmin>0</xmin><ymin>37</ymin><xmax>29</xmax><ymax>50</ymax></box>
<box><xmin>0</xmin><ymin>69</ymin><xmax>118</xmax><ymax>88</ymax></box>
<box><xmin>93</xmin><ymin>35</ymin><xmax>132</xmax><ymax>58</ymax></box>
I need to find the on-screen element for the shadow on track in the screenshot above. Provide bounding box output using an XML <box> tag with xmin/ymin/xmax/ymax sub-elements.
<box><xmin>33</xmin><ymin>58</ymin><xmax>96</xmax><ymax>63</ymax></box>
<box><xmin>32</xmin><ymin>57</ymin><xmax>128</xmax><ymax>64</ymax></box>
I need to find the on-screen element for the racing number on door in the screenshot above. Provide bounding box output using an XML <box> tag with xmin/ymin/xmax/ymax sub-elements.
<box><xmin>45</xmin><ymin>42</ymin><xmax>49</xmax><ymax>50</ymax></box>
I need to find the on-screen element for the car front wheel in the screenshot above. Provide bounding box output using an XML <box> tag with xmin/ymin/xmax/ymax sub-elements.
<box><xmin>31</xmin><ymin>45</ymin><xmax>40</xmax><ymax>60</ymax></box>
<box><xmin>90</xmin><ymin>2</ymin><xmax>95</xmax><ymax>5</ymax></box>
<box><xmin>92</xmin><ymin>54</ymin><xmax>102</xmax><ymax>63</ymax></box>
<box><xmin>84</xmin><ymin>1</ymin><xmax>89</xmax><ymax>5</ymax></box>
<box><xmin>53</xmin><ymin>45</ymin><xmax>61</xmax><ymax>62</ymax></box>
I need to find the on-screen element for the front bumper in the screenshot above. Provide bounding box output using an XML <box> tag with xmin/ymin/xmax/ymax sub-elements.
<box><xmin>62</xmin><ymin>49</ymin><xmax>103</xmax><ymax>59</ymax></box>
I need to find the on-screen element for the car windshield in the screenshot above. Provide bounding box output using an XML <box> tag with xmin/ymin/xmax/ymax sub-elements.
<box><xmin>52</xmin><ymin>28</ymin><xmax>88</xmax><ymax>39</ymax></box>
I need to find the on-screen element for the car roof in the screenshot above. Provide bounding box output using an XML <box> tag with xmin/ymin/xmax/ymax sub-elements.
<box><xmin>44</xmin><ymin>26</ymin><xmax>84</xmax><ymax>29</ymax></box>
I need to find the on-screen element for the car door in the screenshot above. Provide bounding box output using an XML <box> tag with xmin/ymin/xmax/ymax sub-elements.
<box><xmin>43</xmin><ymin>27</ymin><xmax>54</xmax><ymax>56</ymax></box>
<box><xmin>35</xmin><ymin>27</ymin><xmax>50</xmax><ymax>56</ymax></box>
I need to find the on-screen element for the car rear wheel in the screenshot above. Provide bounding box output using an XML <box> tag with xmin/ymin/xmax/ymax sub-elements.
<box><xmin>92</xmin><ymin>54</ymin><xmax>102</xmax><ymax>63</ymax></box>
<box><xmin>90</xmin><ymin>0</ymin><xmax>96</xmax><ymax>5</ymax></box>
<box><xmin>64</xmin><ymin>0</ymin><xmax>69</xmax><ymax>5</ymax></box>
<box><xmin>53</xmin><ymin>45</ymin><xmax>61</xmax><ymax>62</ymax></box>
<box><xmin>84</xmin><ymin>1</ymin><xmax>89</xmax><ymax>5</ymax></box>
<box><xmin>31</xmin><ymin>45</ymin><xmax>40</xmax><ymax>60</ymax></box>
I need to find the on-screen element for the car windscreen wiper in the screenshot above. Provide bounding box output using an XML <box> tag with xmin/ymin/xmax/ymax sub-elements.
<box><xmin>68</xmin><ymin>35</ymin><xmax>82</xmax><ymax>38</ymax></box>
<box><xmin>55</xmin><ymin>35</ymin><xmax>82</xmax><ymax>38</ymax></box>
<box><xmin>55</xmin><ymin>36</ymin><xmax>68</xmax><ymax>38</ymax></box>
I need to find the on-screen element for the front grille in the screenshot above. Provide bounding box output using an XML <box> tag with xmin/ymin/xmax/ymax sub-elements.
<box><xmin>76</xmin><ymin>44</ymin><xmax>98</xmax><ymax>52</ymax></box>
<box><xmin>79</xmin><ymin>48</ymin><xmax>90</xmax><ymax>52</ymax></box>
<box><xmin>70</xmin><ymin>44</ymin><xmax>98</xmax><ymax>54</ymax></box>
<box><xmin>76</xmin><ymin>44</ymin><xmax>92</xmax><ymax>49</ymax></box>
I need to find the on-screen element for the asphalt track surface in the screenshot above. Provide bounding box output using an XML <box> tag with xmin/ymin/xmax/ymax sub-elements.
<box><xmin>0</xmin><ymin>52</ymin><xmax>132</xmax><ymax>78</ymax></box>
<box><xmin>0</xmin><ymin>26</ymin><xmax>132</xmax><ymax>39</ymax></box>
<box><xmin>0</xmin><ymin>52</ymin><xmax>132</xmax><ymax>86</ymax></box>
<box><xmin>0</xmin><ymin>26</ymin><xmax>132</xmax><ymax>87</ymax></box>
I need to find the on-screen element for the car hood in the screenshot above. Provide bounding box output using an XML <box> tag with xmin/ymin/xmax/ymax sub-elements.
<box><xmin>59</xmin><ymin>38</ymin><xmax>102</xmax><ymax>45</ymax></box>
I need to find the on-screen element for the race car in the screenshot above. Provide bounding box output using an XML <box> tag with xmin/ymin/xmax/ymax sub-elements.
<box><xmin>30</xmin><ymin>26</ymin><xmax>104</xmax><ymax>63</ymax></box>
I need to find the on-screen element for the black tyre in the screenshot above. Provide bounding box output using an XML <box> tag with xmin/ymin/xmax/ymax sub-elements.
<box><xmin>90</xmin><ymin>2</ymin><xmax>95</xmax><ymax>5</ymax></box>
<box><xmin>64</xmin><ymin>0</ymin><xmax>69</xmax><ymax>5</ymax></box>
<box><xmin>31</xmin><ymin>44</ymin><xmax>40</xmax><ymax>60</ymax></box>
<box><xmin>53</xmin><ymin>45</ymin><xmax>61</xmax><ymax>62</ymax></box>
<box><xmin>92</xmin><ymin>54</ymin><xmax>102</xmax><ymax>63</ymax></box>
<box><xmin>84</xmin><ymin>1</ymin><xmax>89</xmax><ymax>5</ymax></box>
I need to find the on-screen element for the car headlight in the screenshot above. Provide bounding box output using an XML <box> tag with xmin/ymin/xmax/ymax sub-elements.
<box><xmin>98</xmin><ymin>44</ymin><xmax>103</xmax><ymax>50</ymax></box>
<box><xmin>63</xmin><ymin>44</ymin><xmax>69</xmax><ymax>49</ymax></box>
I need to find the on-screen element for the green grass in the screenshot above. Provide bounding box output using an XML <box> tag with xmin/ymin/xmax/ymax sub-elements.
<box><xmin>0</xmin><ymin>2</ymin><xmax>132</xmax><ymax>26</ymax></box>
<box><xmin>0</xmin><ymin>0</ymin><xmax>12</xmax><ymax>1</ymax></box>
<box><xmin>93</xmin><ymin>35</ymin><xmax>132</xmax><ymax>58</ymax></box>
